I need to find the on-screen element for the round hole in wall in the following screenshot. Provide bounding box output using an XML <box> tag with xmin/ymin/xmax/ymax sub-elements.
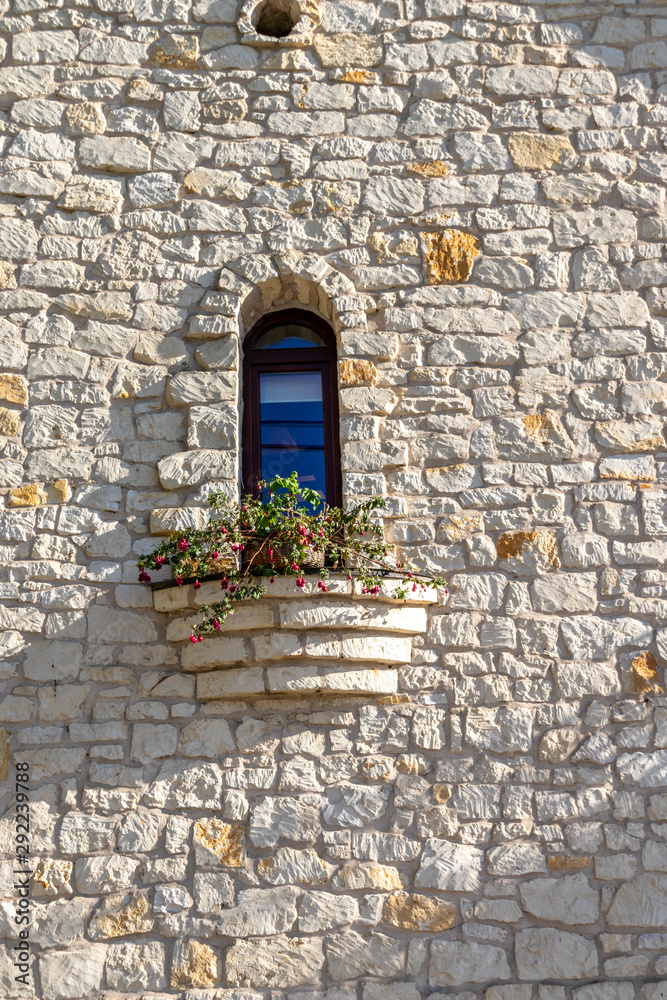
<box><xmin>254</xmin><ymin>0</ymin><xmax>299</xmax><ymax>37</ymax></box>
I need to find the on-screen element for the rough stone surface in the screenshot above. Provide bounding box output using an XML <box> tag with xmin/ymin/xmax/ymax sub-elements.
<box><xmin>1</xmin><ymin>5</ymin><xmax>666</xmax><ymax>1000</ymax></box>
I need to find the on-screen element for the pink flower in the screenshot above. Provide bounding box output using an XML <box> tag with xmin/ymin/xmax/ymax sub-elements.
<box><xmin>190</xmin><ymin>634</ymin><xmax>197</xmax><ymax>643</ymax></box>
<box><xmin>194</xmin><ymin>580</ymin><xmax>201</xmax><ymax>590</ymax></box>
<box><xmin>213</xmin><ymin>620</ymin><xmax>220</xmax><ymax>630</ymax></box>
<box><xmin>197</xmin><ymin>635</ymin><xmax>203</xmax><ymax>642</ymax></box>
<box><xmin>212</xmin><ymin>551</ymin><xmax>219</xmax><ymax>559</ymax></box>
<box><xmin>292</xmin><ymin>562</ymin><xmax>299</xmax><ymax>572</ymax></box>
<box><xmin>178</xmin><ymin>538</ymin><xmax>188</xmax><ymax>551</ymax></box>
<box><xmin>296</xmin><ymin>577</ymin><xmax>306</xmax><ymax>589</ymax></box>
<box><xmin>176</xmin><ymin>577</ymin><xmax>183</xmax><ymax>587</ymax></box>
<box><xmin>221</xmin><ymin>578</ymin><xmax>228</xmax><ymax>590</ymax></box>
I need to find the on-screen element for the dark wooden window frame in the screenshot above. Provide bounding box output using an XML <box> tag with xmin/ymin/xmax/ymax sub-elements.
<box><xmin>242</xmin><ymin>308</ymin><xmax>342</xmax><ymax>505</ymax></box>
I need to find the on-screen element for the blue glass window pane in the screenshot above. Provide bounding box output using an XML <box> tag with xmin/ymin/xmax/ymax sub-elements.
<box><xmin>261</xmin><ymin>422</ymin><xmax>325</xmax><ymax>448</ymax></box>
<box><xmin>261</xmin><ymin>448</ymin><xmax>327</xmax><ymax>497</ymax></box>
<box><xmin>259</xmin><ymin>371</ymin><xmax>326</xmax><ymax>498</ymax></box>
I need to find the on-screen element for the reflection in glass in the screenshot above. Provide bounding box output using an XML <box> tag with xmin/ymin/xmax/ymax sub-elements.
<box><xmin>259</xmin><ymin>371</ymin><xmax>326</xmax><ymax>498</ymax></box>
<box><xmin>254</xmin><ymin>323</ymin><xmax>326</xmax><ymax>350</ymax></box>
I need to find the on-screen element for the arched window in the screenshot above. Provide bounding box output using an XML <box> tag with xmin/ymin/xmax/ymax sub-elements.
<box><xmin>242</xmin><ymin>309</ymin><xmax>342</xmax><ymax>505</ymax></box>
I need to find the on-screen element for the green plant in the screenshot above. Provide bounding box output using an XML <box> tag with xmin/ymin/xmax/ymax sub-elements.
<box><xmin>138</xmin><ymin>472</ymin><xmax>447</xmax><ymax>642</ymax></box>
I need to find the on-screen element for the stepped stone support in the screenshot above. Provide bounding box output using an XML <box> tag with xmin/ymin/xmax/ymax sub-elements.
<box><xmin>153</xmin><ymin>577</ymin><xmax>440</xmax><ymax>698</ymax></box>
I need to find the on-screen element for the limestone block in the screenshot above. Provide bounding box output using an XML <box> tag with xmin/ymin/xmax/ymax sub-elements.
<box><xmin>465</xmin><ymin>706</ymin><xmax>533</xmax><ymax>753</ymax></box>
<box><xmin>194</xmin><ymin>872</ymin><xmax>235</xmax><ymax>913</ymax></box>
<box><xmin>88</xmin><ymin>892</ymin><xmax>153</xmax><ymax>939</ymax></box>
<box><xmin>326</xmin><ymin>930</ymin><xmax>402</xmax><ymax>980</ymax></box>
<box><xmin>475</xmin><ymin>899</ymin><xmax>522</xmax><ymax>923</ymax></box>
<box><xmin>0</xmin><ymin>219</ymin><xmax>38</xmax><ymax>261</ymax></box>
<box><xmin>430</xmin><ymin>941</ymin><xmax>511</xmax><ymax>987</ymax></box>
<box><xmin>258</xmin><ymin>847</ymin><xmax>334</xmax><ymax>886</ymax></box>
<box><xmin>39</xmin><ymin>947</ymin><xmax>105</xmax><ymax>1000</ymax></box>
<box><xmin>59</xmin><ymin>813</ymin><xmax>115</xmax><ymax>853</ymax></box>
<box><xmin>520</xmin><ymin>874</ymin><xmax>599</xmax><ymax>924</ymax></box>
<box><xmin>106</xmin><ymin>941</ymin><xmax>166</xmax><ymax>991</ymax></box>
<box><xmin>532</xmin><ymin>573</ymin><xmax>598</xmax><ymax>613</ymax></box>
<box><xmin>340</xmin><ymin>635</ymin><xmax>411</xmax><ymax>662</ymax></box>
<box><xmin>252</xmin><ymin>631</ymin><xmax>302</xmax><ymax>660</ymax></box>
<box><xmin>332</xmin><ymin>863</ymin><xmax>406</xmax><ymax>891</ymax></box>
<box><xmin>217</xmin><ymin>887</ymin><xmax>298</xmax><ymax>937</ymax></box>
<box><xmin>74</xmin><ymin>856</ymin><xmax>138</xmax><ymax>895</ymax></box>
<box><xmin>515</xmin><ymin>928</ymin><xmax>598</xmax><ymax>980</ymax></box>
<box><xmin>88</xmin><ymin>605</ymin><xmax>157</xmax><ymax>643</ymax></box>
<box><xmin>488</xmin><ymin>845</ymin><xmax>547</xmax><ymax>876</ymax></box>
<box><xmin>32</xmin><ymin>897</ymin><xmax>92</xmax><ymax>948</ymax></box>
<box><xmin>352</xmin><ymin>831</ymin><xmax>421</xmax><ymax>863</ymax></box>
<box><xmin>157</xmin><ymin>449</ymin><xmax>236</xmax><ymax>489</ymax></box>
<box><xmin>298</xmin><ymin>891</ymin><xmax>359</xmax><ymax>933</ymax></box>
<box><xmin>171</xmin><ymin>938</ymin><xmax>221</xmax><ymax>988</ymax></box>
<box><xmin>508</xmin><ymin>133</ymin><xmax>576</xmax><ymax>170</ymax></box>
<box><xmin>415</xmin><ymin>839</ymin><xmax>482</xmax><ymax>891</ymax></box>
<box><xmin>59</xmin><ymin>176</ymin><xmax>124</xmax><ymax>214</ymax></box>
<box><xmin>117</xmin><ymin>812</ymin><xmax>161</xmax><ymax>852</ymax></box>
<box><xmin>144</xmin><ymin>760</ymin><xmax>223</xmax><ymax>809</ymax></box>
<box><xmin>79</xmin><ymin>137</ymin><xmax>150</xmax><ymax>173</ymax></box>
<box><xmin>311</xmin><ymin>666</ymin><xmax>398</xmax><ymax>695</ymax></box>
<box><xmin>617</xmin><ymin>751</ymin><xmax>667</xmax><ymax>788</ymax></box>
<box><xmin>384</xmin><ymin>891</ymin><xmax>456</xmax><ymax>932</ymax></box>
<box><xmin>0</xmin><ymin>373</ymin><xmax>28</xmax><ymax>405</ymax></box>
<box><xmin>184</xmin><ymin>167</ymin><xmax>251</xmax><ymax>200</ymax></box>
<box><xmin>486</xmin><ymin>66</ymin><xmax>555</xmax><ymax>96</ymax></box>
<box><xmin>250</xmin><ymin>795</ymin><xmax>320</xmax><ymax>847</ymax></box>
<box><xmin>554</xmin><ymin>662</ymin><xmax>620</xmax><ymax>698</ymax></box>
<box><xmin>539</xmin><ymin>728</ymin><xmax>580</xmax><ymax>764</ymax></box>
<box><xmin>24</xmin><ymin>639</ymin><xmax>83</xmax><ymax>681</ymax></box>
<box><xmin>38</xmin><ymin>683</ymin><xmax>90</xmax><ymax>722</ymax></box>
<box><xmin>193</xmin><ymin>818</ymin><xmax>245</xmax><ymax>866</ymax></box>
<box><xmin>197</xmin><ymin>667</ymin><xmax>264</xmax><ymax>698</ymax></box>
<box><xmin>17</xmin><ymin>748</ymin><xmax>86</xmax><ymax>780</ymax></box>
<box><xmin>279</xmin><ymin>599</ymin><xmax>427</xmax><ymax>633</ymax></box>
<box><xmin>322</xmin><ymin>782</ymin><xmax>391</xmax><ymax>828</ymax></box>
<box><xmin>314</xmin><ymin>34</ymin><xmax>382</xmax><ymax>67</ymax></box>
<box><xmin>553</xmin><ymin>207</ymin><xmax>637</xmax><ymax>247</ymax></box>
<box><xmin>561</xmin><ymin>616</ymin><xmax>651</xmax><ymax>660</ymax></box>
<box><xmin>183</xmin><ymin>637</ymin><xmax>247</xmax><ymax>670</ymax></box>
<box><xmin>179</xmin><ymin>718</ymin><xmax>236</xmax><ymax>757</ymax></box>
<box><xmin>32</xmin><ymin>859</ymin><xmax>73</xmax><ymax>900</ymax></box>
<box><xmin>226</xmin><ymin>936</ymin><xmax>324</xmax><ymax>988</ymax></box>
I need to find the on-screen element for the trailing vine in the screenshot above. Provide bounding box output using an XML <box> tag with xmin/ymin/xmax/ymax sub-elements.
<box><xmin>138</xmin><ymin>472</ymin><xmax>447</xmax><ymax>641</ymax></box>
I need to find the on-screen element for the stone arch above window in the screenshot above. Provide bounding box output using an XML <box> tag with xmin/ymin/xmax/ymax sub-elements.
<box><xmin>155</xmin><ymin>252</ymin><xmax>366</xmax><ymax>513</ymax></box>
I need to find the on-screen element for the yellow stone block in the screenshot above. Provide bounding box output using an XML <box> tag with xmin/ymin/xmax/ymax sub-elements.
<box><xmin>0</xmin><ymin>407</ymin><xmax>19</xmax><ymax>436</ymax></box>
<box><xmin>508</xmin><ymin>132</ymin><xmax>576</xmax><ymax>170</ymax></box>
<box><xmin>423</xmin><ymin>230</ymin><xmax>480</xmax><ymax>284</ymax></box>
<box><xmin>0</xmin><ymin>373</ymin><xmax>27</xmax><ymax>405</ymax></box>
<box><xmin>9</xmin><ymin>484</ymin><xmax>46</xmax><ymax>507</ymax></box>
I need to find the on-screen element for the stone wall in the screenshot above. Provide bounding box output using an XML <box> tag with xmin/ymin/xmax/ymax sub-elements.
<box><xmin>1</xmin><ymin>0</ymin><xmax>667</xmax><ymax>997</ymax></box>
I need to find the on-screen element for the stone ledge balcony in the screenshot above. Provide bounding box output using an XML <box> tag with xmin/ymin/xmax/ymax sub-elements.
<box><xmin>153</xmin><ymin>576</ymin><xmax>441</xmax><ymax>699</ymax></box>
